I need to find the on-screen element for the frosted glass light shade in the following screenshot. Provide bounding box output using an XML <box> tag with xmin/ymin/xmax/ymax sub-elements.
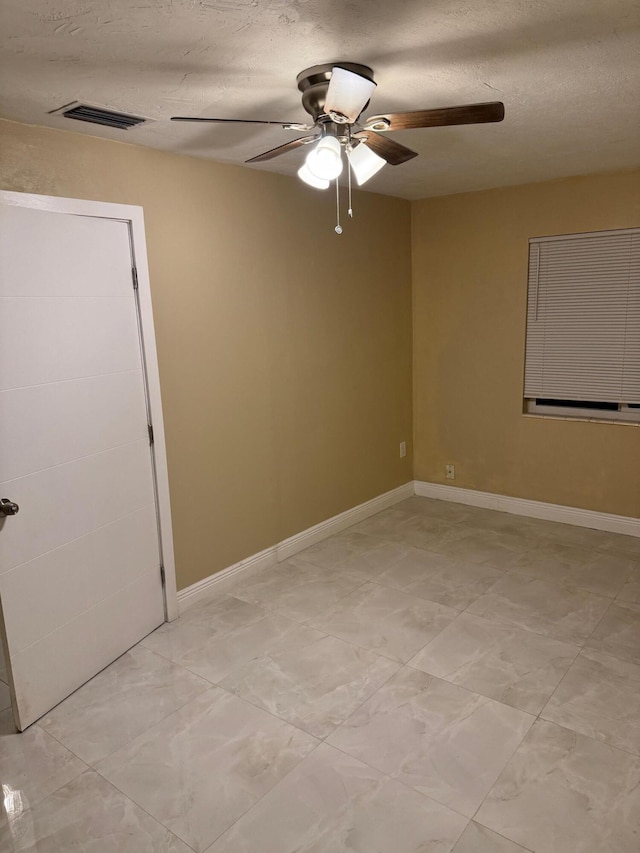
<box><xmin>297</xmin><ymin>162</ymin><xmax>330</xmax><ymax>189</ymax></box>
<box><xmin>349</xmin><ymin>142</ymin><xmax>386</xmax><ymax>185</ymax></box>
<box><xmin>305</xmin><ymin>136</ymin><xmax>344</xmax><ymax>180</ymax></box>
<box><xmin>325</xmin><ymin>66</ymin><xmax>377</xmax><ymax>123</ymax></box>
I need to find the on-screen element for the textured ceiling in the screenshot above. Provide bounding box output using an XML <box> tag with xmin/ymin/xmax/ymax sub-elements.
<box><xmin>1</xmin><ymin>0</ymin><xmax>639</xmax><ymax>199</ymax></box>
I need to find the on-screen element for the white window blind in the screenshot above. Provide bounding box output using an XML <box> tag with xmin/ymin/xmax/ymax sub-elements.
<box><xmin>523</xmin><ymin>228</ymin><xmax>640</xmax><ymax>405</ymax></box>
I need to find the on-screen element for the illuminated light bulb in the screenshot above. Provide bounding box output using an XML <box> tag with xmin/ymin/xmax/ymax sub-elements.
<box><xmin>305</xmin><ymin>136</ymin><xmax>344</xmax><ymax>181</ymax></box>
<box><xmin>297</xmin><ymin>163</ymin><xmax>330</xmax><ymax>189</ymax></box>
<box><xmin>349</xmin><ymin>142</ymin><xmax>386</xmax><ymax>186</ymax></box>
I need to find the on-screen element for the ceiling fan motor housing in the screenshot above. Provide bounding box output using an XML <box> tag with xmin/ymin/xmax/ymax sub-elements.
<box><xmin>296</xmin><ymin>63</ymin><xmax>375</xmax><ymax>123</ymax></box>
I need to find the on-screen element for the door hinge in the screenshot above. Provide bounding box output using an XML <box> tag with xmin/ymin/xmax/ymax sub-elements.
<box><xmin>160</xmin><ymin>565</ymin><xmax>166</xmax><ymax>586</ymax></box>
<box><xmin>132</xmin><ymin>266</ymin><xmax>139</xmax><ymax>290</ymax></box>
<box><xmin>148</xmin><ymin>423</ymin><xmax>154</xmax><ymax>445</ymax></box>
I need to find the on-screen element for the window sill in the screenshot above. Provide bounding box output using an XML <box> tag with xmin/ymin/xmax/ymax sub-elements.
<box><xmin>522</xmin><ymin>412</ymin><xmax>640</xmax><ymax>427</ymax></box>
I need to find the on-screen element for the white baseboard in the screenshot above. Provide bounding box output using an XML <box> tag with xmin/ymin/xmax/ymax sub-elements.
<box><xmin>276</xmin><ymin>482</ymin><xmax>414</xmax><ymax>561</ymax></box>
<box><xmin>414</xmin><ymin>481</ymin><xmax>640</xmax><ymax>538</ymax></box>
<box><xmin>177</xmin><ymin>481</ymin><xmax>414</xmax><ymax>614</ymax></box>
<box><xmin>177</xmin><ymin>546</ymin><xmax>277</xmax><ymax>614</ymax></box>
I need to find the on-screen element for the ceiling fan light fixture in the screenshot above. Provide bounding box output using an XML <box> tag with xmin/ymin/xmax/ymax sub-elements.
<box><xmin>297</xmin><ymin>162</ymin><xmax>330</xmax><ymax>189</ymax></box>
<box><xmin>349</xmin><ymin>142</ymin><xmax>386</xmax><ymax>185</ymax></box>
<box><xmin>305</xmin><ymin>135</ymin><xmax>344</xmax><ymax>181</ymax></box>
<box><xmin>324</xmin><ymin>66</ymin><xmax>377</xmax><ymax>124</ymax></box>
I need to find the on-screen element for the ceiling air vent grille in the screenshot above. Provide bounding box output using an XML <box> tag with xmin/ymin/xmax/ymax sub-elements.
<box><xmin>62</xmin><ymin>104</ymin><xmax>146</xmax><ymax>130</ymax></box>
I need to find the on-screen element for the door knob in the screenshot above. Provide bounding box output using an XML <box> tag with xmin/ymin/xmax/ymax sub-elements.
<box><xmin>0</xmin><ymin>498</ymin><xmax>19</xmax><ymax>517</ymax></box>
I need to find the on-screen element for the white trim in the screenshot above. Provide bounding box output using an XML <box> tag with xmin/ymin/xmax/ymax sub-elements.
<box><xmin>177</xmin><ymin>482</ymin><xmax>414</xmax><ymax>613</ymax></box>
<box><xmin>414</xmin><ymin>481</ymin><xmax>640</xmax><ymax>538</ymax></box>
<box><xmin>0</xmin><ymin>190</ymin><xmax>179</xmax><ymax>620</ymax></box>
<box><xmin>177</xmin><ymin>546</ymin><xmax>278</xmax><ymax>613</ymax></box>
<box><xmin>524</xmin><ymin>400</ymin><xmax>640</xmax><ymax>425</ymax></box>
<box><xmin>277</xmin><ymin>482</ymin><xmax>414</xmax><ymax>561</ymax></box>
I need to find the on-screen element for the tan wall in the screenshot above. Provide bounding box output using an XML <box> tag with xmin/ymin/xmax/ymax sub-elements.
<box><xmin>412</xmin><ymin>169</ymin><xmax>640</xmax><ymax>517</ymax></box>
<box><xmin>0</xmin><ymin>118</ymin><xmax>413</xmax><ymax>589</ymax></box>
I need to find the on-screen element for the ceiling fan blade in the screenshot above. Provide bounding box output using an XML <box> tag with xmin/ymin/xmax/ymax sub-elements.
<box><xmin>171</xmin><ymin>116</ymin><xmax>312</xmax><ymax>130</ymax></box>
<box><xmin>353</xmin><ymin>131</ymin><xmax>418</xmax><ymax>165</ymax></box>
<box><xmin>324</xmin><ymin>66</ymin><xmax>377</xmax><ymax>123</ymax></box>
<box><xmin>246</xmin><ymin>135</ymin><xmax>316</xmax><ymax>163</ymax></box>
<box><xmin>364</xmin><ymin>101</ymin><xmax>505</xmax><ymax>131</ymax></box>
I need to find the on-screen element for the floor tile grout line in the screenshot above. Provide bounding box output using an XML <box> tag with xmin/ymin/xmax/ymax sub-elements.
<box><xmin>34</xmin><ymin>641</ymin><xmax>215</xmax><ymax>750</ymax></box>
<box><xmin>143</xmin><ymin>594</ymin><xmax>275</xmax><ymax>641</ymax></box>
<box><xmin>197</xmin><ymin>735</ymin><xmax>327</xmax><ymax>852</ymax></box>
<box><xmin>37</xmin><ymin>678</ymin><xmax>217</xmax><ymax>769</ymax></box>
<box><xmin>87</xmin><ymin>683</ymin><xmax>322</xmax><ymax>851</ymax></box>
<box><xmin>318</xmin><ymin>736</ymin><xmax>475</xmax><ymax>825</ymax></box>
<box><xmin>575</xmin><ymin>643</ymin><xmax>640</xmax><ymax>669</ymax></box>
<box><xmin>0</xmin><ymin>755</ymin><xmax>199</xmax><ymax>853</ymax></box>
<box><xmin>31</xmin><ymin>721</ymin><xmax>93</xmax><ymax>769</ymax></box>
<box><xmin>468</xmin><ymin>708</ymin><xmax>538</xmax><ymax>828</ymax></box>
<box><xmin>299</xmin><ymin>576</ymin><xmax>465</xmax><ymax>663</ymax></box>
<box><xmin>316</xmin><ymin>660</ymin><xmax>407</xmax><ymax>741</ymax></box>
<box><xmin>506</xmin><ymin>567</ymin><xmax>626</xmax><ymax>600</ymax></box>
<box><xmin>98</xmin><ymin>768</ymin><xmax>201</xmax><ymax>853</ymax></box>
<box><xmin>406</xmin><ymin>633</ymin><xmax>582</xmax><ymax>717</ymax></box>
<box><xmin>535</xmin><ymin>648</ymin><xmax>640</xmax><ymax>761</ymax></box>
<box><xmin>89</xmin><ymin>762</ymin><xmax>200</xmax><ymax>851</ymax></box>
<box><xmin>531</xmin><ymin>642</ymin><xmax>583</xmax><ymax>721</ymax></box>
<box><xmin>362</xmin><ymin>576</ymin><xmax>467</xmax><ymax>612</ymax></box>
<box><xmin>228</xmin><ymin>570</ymin><xmax>374</xmax><ymax>627</ymax></box>
<box><xmin>469</xmin><ymin>713</ymin><xmax>640</xmax><ymax>841</ymax></box>
<box><xmin>454</xmin><ymin>597</ymin><xmax>576</xmax><ymax>646</ymax></box>
<box><xmin>327</xmin><ymin>724</ymin><xmax>516</xmax><ymax>832</ymax></box>
<box><xmin>401</xmin><ymin>661</ymin><xmax>544</xmax><ymax>719</ymax></box>
<box><xmin>299</xmin><ymin>620</ymin><xmax>412</xmax><ymax>665</ymax></box>
<box><xmin>500</xmin><ymin>565</ymin><xmax>617</xmax><ymax>600</ymax></box>
<box><xmin>208</xmin><ymin>638</ymin><xmax>404</xmax><ymax>742</ymax></box>
<box><xmin>4</xmin><ymin>722</ymin><xmax>92</xmax><ymax>813</ymax></box>
<box><xmin>581</xmin><ymin>595</ymin><xmax>617</xmax><ymax>646</ymax></box>
<box><xmin>470</xmin><ymin>817</ymin><xmax>536</xmax><ymax>853</ymax></box>
<box><xmin>536</xmin><ymin>715</ymin><xmax>640</xmax><ymax>761</ymax></box>
<box><xmin>455</xmin><ymin>567</ymin><xmax>616</xmax><ymax>646</ymax></box>
<box><xmin>457</xmin><ymin>612</ymin><xmax>588</xmax><ymax>648</ymax></box>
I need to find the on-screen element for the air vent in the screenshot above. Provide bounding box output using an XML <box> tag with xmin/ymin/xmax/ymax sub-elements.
<box><xmin>62</xmin><ymin>104</ymin><xmax>146</xmax><ymax>130</ymax></box>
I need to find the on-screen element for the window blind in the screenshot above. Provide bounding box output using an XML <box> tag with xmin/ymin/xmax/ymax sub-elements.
<box><xmin>523</xmin><ymin>228</ymin><xmax>640</xmax><ymax>405</ymax></box>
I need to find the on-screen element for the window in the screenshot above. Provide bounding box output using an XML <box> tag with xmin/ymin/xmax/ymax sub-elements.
<box><xmin>523</xmin><ymin>228</ymin><xmax>640</xmax><ymax>423</ymax></box>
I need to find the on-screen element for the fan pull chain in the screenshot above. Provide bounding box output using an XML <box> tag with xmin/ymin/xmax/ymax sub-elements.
<box><xmin>347</xmin><ymin>148</ymin><xmax>353</xmax><ymax>218</ymax></box>
<box><xmin>335</xmin><ymin>178</ymin><xmax>342</xmax><ymax>235</ymax></box>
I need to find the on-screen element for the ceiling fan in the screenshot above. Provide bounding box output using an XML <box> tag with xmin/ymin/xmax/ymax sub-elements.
<box><xmin>172</xmin><ymin>63</ymin><xmax>505</xmax><ymax>231</ymax></box>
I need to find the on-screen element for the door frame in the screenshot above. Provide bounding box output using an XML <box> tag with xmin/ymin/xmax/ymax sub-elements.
<box><xmin>0</xmin><ymin>190</ymin><xmax>178</xmax><ymax>621</ymax></box>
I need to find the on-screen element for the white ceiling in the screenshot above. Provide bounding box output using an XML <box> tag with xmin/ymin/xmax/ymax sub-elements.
<box><xmin>1</xmin><ymin>0</ymin><xmax>639</xmax><ymax>200</ymax></box>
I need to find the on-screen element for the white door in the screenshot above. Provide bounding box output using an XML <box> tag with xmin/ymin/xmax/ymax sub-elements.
<box><xmin>0</xmin><ymin>201</ymin><xmax>166</xmax><ymax>730</ymax></box>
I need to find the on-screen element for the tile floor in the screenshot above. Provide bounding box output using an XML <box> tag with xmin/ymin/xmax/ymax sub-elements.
<box><xmin>2</xmin><ymin>496</ymin><xmax>640</xmax><ymax>852</ymax></box>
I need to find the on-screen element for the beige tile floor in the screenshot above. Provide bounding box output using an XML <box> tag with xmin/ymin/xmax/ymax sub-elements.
<box><xmin>1</xmin><ymin>496</ymin><xmax>640</xmax><ymax>852</ymax></box>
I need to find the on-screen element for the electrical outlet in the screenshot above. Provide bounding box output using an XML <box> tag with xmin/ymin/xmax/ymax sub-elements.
<box><xmin>446</xmin><ymin>464</ymin><xmax>455</xmax><ymax>479</ymax></box>
<box><xmin>399</xmin><ymin>441</ymin><xmax>407</xmax><ymax>458</ymax></box>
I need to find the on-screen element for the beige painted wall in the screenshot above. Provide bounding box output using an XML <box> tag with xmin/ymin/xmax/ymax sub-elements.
<box><xmin>0</xmin><ymin>118</ymin><xmax>413</xmax><ymax>589</ymax></box>
<box><xmin>413</xmin><ymin>169</ymin><xmax>640</xmax><ymax>517</ymax></box>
